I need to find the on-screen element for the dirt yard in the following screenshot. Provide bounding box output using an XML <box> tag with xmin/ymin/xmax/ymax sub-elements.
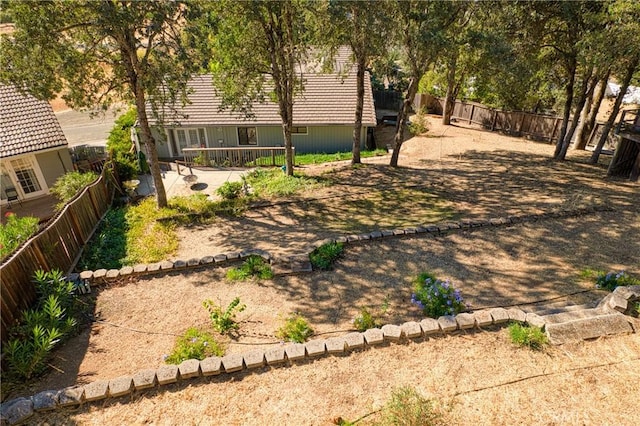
<box><xmin>8</xmin><ymin>116</ymin><xmax>640</xmax><ymax>424</ymax></box>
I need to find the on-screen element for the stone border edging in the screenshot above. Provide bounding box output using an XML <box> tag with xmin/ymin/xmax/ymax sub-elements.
<box><xmin>72</xmin><ymin>205</ymin><xmax>613</xmax><ymax>284</ymax></box>
<box><xmin>1</xmin><ymin>288</ymin><xmax>637</xmax><ymax>424</ymax></box>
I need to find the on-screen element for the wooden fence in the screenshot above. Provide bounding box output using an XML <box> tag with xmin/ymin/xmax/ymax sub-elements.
<box><xmin>181</xmin><ymin>147</ymin><xmax>293</xmax><ymax>170</ymax></box>
<box><xmin>443</xmin><ymin>99</ymin><xmax>564</xmax><ymax>142</ymax></box>
<box><xmin>0</xmin><ymin>165</ymin><xmax>116</xmax><ymax>343</ymax></box>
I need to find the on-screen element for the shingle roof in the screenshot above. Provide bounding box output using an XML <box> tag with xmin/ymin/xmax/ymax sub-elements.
<box><xmin>0</xmin><ymin>85</ymin><xmax>68</xmax><ymax>158</ymax></box>
<box><xmin>150</xmin><ymin>72</ymin><xmax>377</xmax><ymax>127</ymax></box>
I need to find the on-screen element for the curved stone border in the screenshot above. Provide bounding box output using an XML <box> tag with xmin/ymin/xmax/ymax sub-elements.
<box><xmin>71</xmin><ymin>205</ymin><xmax>613</xmax><ymax>284</ymax></box>
<box><xmin>3</xmin><ymin>285</ymin><xmax>638</xmax><ymax>424</ymax></box>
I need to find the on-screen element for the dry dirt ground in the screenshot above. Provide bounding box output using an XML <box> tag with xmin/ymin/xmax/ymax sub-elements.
<box><xmin>7</xmin><ymin>116</ymin><xmax>640</xmax><ymax>424</ymax></box>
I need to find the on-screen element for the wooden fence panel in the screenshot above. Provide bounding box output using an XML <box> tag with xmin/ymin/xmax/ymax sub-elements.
<box><xmin>0</xmin><ymin>168</ymin><xmax>115</xmax><ymax>343</ymax></box>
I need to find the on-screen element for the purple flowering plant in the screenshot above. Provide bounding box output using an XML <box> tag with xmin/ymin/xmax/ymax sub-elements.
<box><xmin>595</xmin><ymin>270</ymin><xmax>639</xmax><ymax>291</ymax></box>
<box><xmin>411</xmin><ymin>272</ymin><xmax>467</xmax><ymax>318</ymax></box>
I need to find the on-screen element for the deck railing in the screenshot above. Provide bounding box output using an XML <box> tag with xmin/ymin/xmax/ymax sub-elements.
<box><xmin>180</xmin><ymin>147</ymin><xmax>294</xmax><ymax>170</ymax></box>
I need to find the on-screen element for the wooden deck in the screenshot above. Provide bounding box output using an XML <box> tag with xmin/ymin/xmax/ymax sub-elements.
<box><xmin>1</xmin><ymin>194</ymin><xmax>57</xmax><ymax>225</ymax></box>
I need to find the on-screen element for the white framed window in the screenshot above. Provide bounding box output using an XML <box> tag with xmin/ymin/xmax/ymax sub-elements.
<box><xmin>291</xmin><ymin>126</ymin><xmax>308</xmax><ymax>135</ymax></box>
<box><xmin>238</xmin><ymin>127</ymin><xmax>257</xmax><ymax>145</ymax></box>
<box><xmin>173</xmin><ymin>128</ymin><xmax>207</xmax><ymax>155</ymax></box>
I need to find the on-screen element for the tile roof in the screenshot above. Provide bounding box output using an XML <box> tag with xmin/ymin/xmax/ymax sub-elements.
<box><xmin>150</xmin><ymin>72</ymin><xmax>377</xmax><ymax>128</ymax></box>
<box><xmin>0</xmin><ymin>85</ymin><xmax>68</xmax><ymax>158</ymax></box>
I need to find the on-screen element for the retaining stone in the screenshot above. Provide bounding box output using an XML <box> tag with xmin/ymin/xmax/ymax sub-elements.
<box><xmin>147</xmin><ymin>262</ymin><xmax>161</xmax><ymax>272</ymax></box>
<box><xmin>67</xmin><ymin>272</ymin><xmax>80</xmax><ymax>282</ymax></box>
<box><xmin>226</xmin><ymin>252</ymin><xmax>241</xmax><ymax>260</ymax></box>
<box><xmin>133</xmin><ymin>264</ymin><xmax>148</xmax><ymax>273</ymax></box>
<box><xmin>284</xmin><ymin>343</ymin><xmax>306</xmax><ymax>361</ymax></box>
<box><xmin>173</xmin><ymin>260</ymin><xmax>187</xmax><ymax>269</ymax></box>
<box><xmin>106</xmin><ymin>269</ymin><xmax>120</xmax><ymax>279</ymax></box>
<box><xmin>455</xmin><ymin>313</ymin><xmax>476</xmax><ymax>330</ymax></box>
<box><xmin>357</xmin><ymin>233</ymin><xmax>371</xmax><ymax>240</ymax></box>
<box><xmin>178</xmin><ymin>359</ymin><xmax>201</xmax><ymax>379</ymax></box>
<box><xmin>187</xmin><ymin>258</ymin><xmax>200</xmax><ymax>267</ymax></box>
<box><xmin>221</xmin><ymin>354</ymin><xmax>244</xmax><ymax>373</ymax></box>
<box><xmin>108</xmin><ymin>376</ymin><xmax>133</xmax><ymax>398</ymax></box>
<box><xmin>415</xmin><ymin>226</ymin><xmax>428</xmax><ymax>233</ymax></box>
<box><xmin>546</xmin><ymin>314</ymin><xmax>633</xmax><ymax>345</ymax></box>
<box><xmin>57</xmin><ymin>387</ymin><xmax>84</xmax><ymax>407</ymax></box>
<box><xmin>336</xmin><ymin>236</ymin><xmax>348</xmax><ymax>243</ymax></box>
<box><xmin>369</xmin><ymin>231</ymin><xmax>383</xmax><ymax>239</ymax></box>
<box><xmin>344</xmin><ymin>332</ymin><xmax>365</xmax><ymax>350</ymax></box>
<box><xmin>473</xmin><ymin>310</ymin><xmax>494</xmax><ymax>327</ymax></box>
<box><xmin>305</xmin><ymin>339</ymin><xmax>327</xmax><ymax>357</ymax></box>
<box><xmin>200</xmin><ymin>256</ymin><xmax>214</xmax><ymax>265</ymax></box>
<box><xmin>93</xmin><ymin>269</ymin><xmax>107</xmax><ymax>279</ymax></box>
<box><xmin>404</xmin><ymin>228</ymin><xmax>417</xmax><ymax>234</ymax></box>
<box><xmin>325</xmin><ymin>337</ymin><xmax>347</xmax><ymax>354</ymax></box>
<box><xmin>265</xmin><ymin>347</ymin><xmax>286</xmax><ymax>365</ymax></box>
<box><xmin>401</xmin><ymin>321</ymin><xmax>423</xmax><ymax>339</ymax></box>
<box><xmin>243</xmin><ymin>350</ymin><xmax>266</xmax><ymax>369</ymax></box>
<box><xmin>426</xmin><ymin>225</ymin><xmax>439</xmax><ymax>233</ymax></box>
<box><xmin>447</xmin><ymin>223</ymin><xmax>461</xmax><ymax>230</ymax></box>
<box><xmin>213</xmin><ymin>254</ymin><xmax>227</xmax><ymax>263</ymax></box>
<box><xmin>363</xmin><ymin>328</ymin><xmax>384</xmax><ymax>345</ymax></box>
<box><xmin>507</xmin><ymin>308</ymin><xmax>527</xmax><ymax>323</ymax></box>
<box><xmin>381</xmin><ymin>324</ymin><xmax>402</xmax><ymax>342</ymax></box>
<box><xmin>525</xmin><ymin>312</ymin><xmax>546</xmax><ymax>329</ymax></box>
<box><xmin>608</xmin><ymin>293</ymin><xmax>628</xmax><ymax>313</ymax></box>
<box><xmin>490</xmin><ymin>308</ymin><xmax>510</xmax><ymax>324</ymax></box>
<box><xmin>437</xmin><ymin>315</ymin><xmax>458</xmax><ymax>332</ymax></box>
<box><xmin>119</xmin><ymin>266</ymin><xmax>134</xmax><ymax>276</ymax></box>
<box><xmin>346</xmin><ymin>234</ymin><xmax>360</xmax><ymax>243</ymax></box>
<box><xmin>381</xmin><ymin>230</ymin><xmax>394</xmax><ymax>237</ymax></box>
<box><xmin>614</xmin><ymin>285</ymin><xmax>640</xmax><ymax>300</ymax></box>
<box><xmin>416</xmin><ymin>318</ymin><xmax>439</xmax><ymax>336</ymax></box>
<box><xmin>83</xmin><ymin>380</ymin><xmax>109</xmax><ymax>402</ymax></box>
<box><xmin>133</xmin><ymin>369</ymin><xmax>157</xmax><ymax>390</ymax></box>
<box><xmin>1</xmin><ymin>398</ymin><xmax>33</xmax><ymax>425</ymax></box>
<box><xmin>31</xmin><ymin>390</ymin><xmax>59</xmax><ymax>411</ymax></box>
<box><xmin>160</xmin><ymin>260</ymin><xmax>174</xmax><ymax>270</ymax></box>
<box><xmin>392</xmin><ymin>229</ymin><xmax>405</xmax><ymax>236</ymax></box>
<box><xmin>200</xmin><ymin>357</ymin><xmax>222</xmax><ymax>376</ymax></box>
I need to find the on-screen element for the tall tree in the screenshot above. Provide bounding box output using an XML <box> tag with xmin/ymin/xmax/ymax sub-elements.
<box><xmin>573</xmin><ymin>69</ymin><xmax>610</xmax><ymax>150</ymax></box>
<box><xmin>204</xmin><ymin>0</ymin><xmax>308</xmax><ymax>176</ymax></box>
<box><xmin>0</xmin><ymin>0</ymin><xmax>203</xmax><ymax>208</ymax></box>
<box><xmin>389</xmin><ymin>1</ymin><xmax>458</xmax><ymax>167</ymax></box>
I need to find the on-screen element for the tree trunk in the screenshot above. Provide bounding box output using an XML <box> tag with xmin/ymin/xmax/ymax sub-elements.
<box><xmin>352</xmin><ymin>55</ymin><xmax>365</xmax><ymax>164</ymax></box>
<box><xmin>390</xmin><ymin>77</ymin><xmax>419</xmax><ymax>167</ymax></box>
<box><xmin>442</xmin><ymin>52</ymin><xmax>458</xmax><ymax>125</ymax></box>
<box><xmin>557</xmin><ymin>66</ymin><xmax>594</xmax><ymax>160</ymax></box>
<box><xmin>554</xmin><ymin>58</ymin><xmax>576</xmax><ymax>160</ymax></box>
<box><xmin>574</xmin><ymin>69</ymin><xmax>609</xmax><ymax>150</ymax></box>
<box><xmin>590</xmin><ymin>55</ymin><xmax>639</xmax><ymax>164</ymax></box>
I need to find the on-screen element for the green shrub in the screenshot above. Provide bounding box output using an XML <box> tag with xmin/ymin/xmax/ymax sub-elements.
<box><xmin>411</xmin><ymin>272</ymin><xmax>467</xmax><ymax>318</ymax></box>
<box><xmin>77</xmin><ymin>208</ymin><xmax>127</xmax><ymax>270</ymax></box>
<box><xmin>203</xmin><ymin>297</ymin><xmax>246</xmax><ymax>334</ymax></box>
<box><xmin>2</xmin><ymin>270</ymin><xmax>78</xmax><ymax>380</ymax></box>
<box><xmin>0</xmin><ymin>212</ymin><xmax>39</xmax><ymax>260</ymax></box>
<box><xmin>106</xmin><ymin>107</ymin><xmax>139</xmax><ymax>181</ymax></box>
<box><xmin>50</xmin><ymin>171</ymin><xmax>98</xmax><ymax>210</ymax></box>
<box><xmin>595</xmin><ymin>270</ymin><xmax>640</xmax><ymax>291</ymax></box>
<box><xmin>377</xmin><ymin>386</ymin><xmax>445</xmax><ymax>426</ymax></box>
<box><xmin>408</xmin><ymin>109</ymin><xmax>430</xmax><ymax>136</ymax></box>
<box><xmin>165</xmin><ymin>328</ymin><xmax>223</xmax><ymax>364</ymax></box>
<box><xmin>508</xmin><ymin>322</ymin><xmax>548</xmax><ymax>351</ymax></box>
<box><xmin>276</xmin><ymin>313</ymin><xmax>314</xmax><ymax>343</ymax></box>
<box><xmin>216</xmin><ymin>181</ymin><xmax>244</xmax><ymax>200</ymax></box>
<box><xmin>226</xmin><ymin>255</ymin><xmax>273</xmax><ymax>281</ymax></box>
<box><xmin>310</xmin><ymin>241</ymin><xmax>344</xmax><ymax>270</ymax></box>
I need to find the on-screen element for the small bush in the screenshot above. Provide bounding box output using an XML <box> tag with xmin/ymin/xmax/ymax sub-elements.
<box><xmin>408</xmin><ymin>109</ymin><xmax>430</xmax><ymax>136</ymax></box>
<box><xmin>107</xmin><ymin>107</ymin><xmax>139</xmax><ymax>181</ymax></box>
<box><xmin>277</xmin><ymin>313</ymin><xmax>314</xmax><ymax>343</ymax></box>
<box><xmin>216</xmin><ymin>181</ymin><xmax>244</xmax><ymax>200</ymax></box>
<box><xmin>203</xmin><ymin>297</ymin><xmax>246</xmax><ymax>334</ymax></box>
<box><xmin>508</xmin><ymin>322</ymin><xmax>548</xmax><ymax>351</ymax></box>
<box><xmin>377</xmin><ymin>386</ymin><xmax>445</xmax><ymax>426</ymax></box>
<box><xmin>353</xmin><ymin>307</ymin><xmax>382</xmax><ymax>332</ymax></box>
<box><xmin>310</xmin><ymin>242</ymin><xmax>344</xmax><ymax>270</ymax></box>
<box><xmin>226</xmin><ymin>255</ymin><xmax>273</xmax><ymax>281</ymax></box>
<box><xmin>50</xmin><ymin>171</ymin><xmax>98</xmax><ymax>210</ymax></box>
<box><xmin>411</xmin><ymin>273</ymin><xmax>467</xmax><ymax>318</ymax></box>
<box><xmin>0</xmin><ymin>212</ymin><xmax>39</xmax><ymax>260</ymax></box>
<box><xmin>595</xmin><ymin>270</ymin><xmax>640</xmax><ymax>291</ymax></box>
<box><xmin>165</xmin><ymin>328</ymin><xmax>223</xmax><ymax>364</ymax></box>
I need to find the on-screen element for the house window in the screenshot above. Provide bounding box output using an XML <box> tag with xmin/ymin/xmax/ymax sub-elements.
<box><xmin>291</xmin><ymin>126</ymin><xmax>308</xmax><ymax>135</ymax></box>
<box><xmin>10</xmin><ymin>158</ymin><xmax>41</xmax><ymax>194</ymax></box>
<box><xmin>173</xmin><ymin>128</ymin><xmax>207</xmax><ymax>154</ymax></box>
<box><xmin>238</xmin><ymin>127</ymin><xmax>257</xmax><ymax>145</ymax></box>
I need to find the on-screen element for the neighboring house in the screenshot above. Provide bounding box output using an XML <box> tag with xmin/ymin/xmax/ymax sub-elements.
<box><xmin>0</xmin><ymin>85</ymin><xmax>73</xmax><ymax>206</ymax></box>
<box><xmin>145</xmin><ymin>71</ymin><xmax>377</xmax><ymax>158</ymax></box>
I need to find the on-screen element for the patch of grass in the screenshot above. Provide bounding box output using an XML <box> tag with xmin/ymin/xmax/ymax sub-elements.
<box><xmin>310</xmin><ymin>241</ymin><xmax>344</xmax><ymax>270</ymax></box>
<box><xmin>353</xmin><ymin>297</ymin><xmax>389</xmax><ymax>332</ymax></box>
<box><xmin>77</xmin><ymin>208</ymin><xmax>127</xmax><ymax>270</ymax></box>
<box><xmin>295</xmin><ymin>149</ymin><xmax>387</xmax><ymax>165</ymax></box>
<box><xmin>124</xmin><ymin>198</ymin><xmax>179</xmax><ymax>264</ymax></box>
<box><xmin>203</xmin><ymin>297</ymin><xmax>246</xmax><ymax>335</ymax></box>
<box><xmin>508</xmin><ymin>322</ymin><xmax>548</xmax><ymax>351</ymax></box>
<box><xmin>226</xmin><ymin>255</ymin><xmax>274</xmax><ymax>281</ymax></box>
<box><xmin>276</xmin><ymin>313</ymin><xmax>314</xmax><ymax>343</ymax></box>
<box><xmin>165</xmin><ymin>327</ymin><xmax>223</xmax><ymax>364</ymax></box>
<box><xmin>375</xmin><ymin>386</ymin><xmax>446</xmax><ymax>426</ymax></box>
<box><xmin>245</xmin><ymin>168</ymin><xmax>323</xmax><ymax>198</ymax></box>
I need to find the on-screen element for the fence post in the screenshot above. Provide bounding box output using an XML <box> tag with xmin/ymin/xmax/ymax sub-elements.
<box><xmin>550</xmin><ymin>117</ymin><xmax>560</xmax><ymax>142</ymax></box>
<box><xmin>469</xmin><ymin>104</ymin><xmax>474</xmax><ymax>124</ymax></box>
<box><xmin>491</xmin><ymin>110</ymin><xmax>498</xmax><ymax>131</ymax></box>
